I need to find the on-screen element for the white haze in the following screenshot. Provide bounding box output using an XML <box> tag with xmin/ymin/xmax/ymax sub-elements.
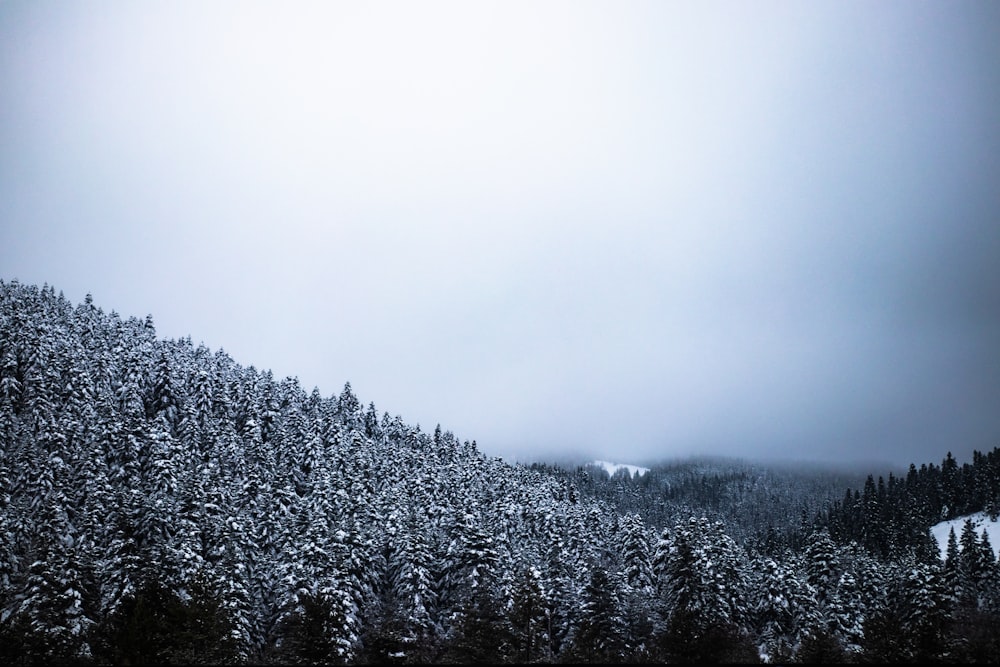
<box><xmin>2</xmin><ymin>1</ymin><xmax>999</xmax><ymax>469</ymax></box>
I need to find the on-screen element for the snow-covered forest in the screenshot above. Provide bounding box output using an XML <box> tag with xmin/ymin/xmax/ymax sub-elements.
<box><xmin>1</xmin><ymin>279</ymin><xmax>999</xmax><ymax>664</ymax></box>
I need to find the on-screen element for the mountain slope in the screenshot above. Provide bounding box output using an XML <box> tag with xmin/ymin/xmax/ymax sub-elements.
<box><xmin>2</xmin><ymin>279</ymin><xmax>999</xmax><ymax>664</ymax></box>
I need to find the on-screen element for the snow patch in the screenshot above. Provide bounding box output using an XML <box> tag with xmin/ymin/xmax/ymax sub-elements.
<box><xmin>930</xmin><ymin>510</ymin><xmax>1000</xmax><ymax>561</ymax></box>
<box><xmin>593</xmin><ymin>459</ymin><xmax>650</xmax><ymax>478</ymax></box>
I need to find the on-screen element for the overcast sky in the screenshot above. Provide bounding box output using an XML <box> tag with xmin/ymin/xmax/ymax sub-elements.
<box><xmin>2</xmin><ymin>1</ymin><xmax>999</xmax><ymax>469</ymax></box>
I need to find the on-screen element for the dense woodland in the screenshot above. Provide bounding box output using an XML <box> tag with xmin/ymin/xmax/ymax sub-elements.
<box><xmin>1</xmin><ymin>279</ymin><xmax>999</xmax><ymax>664</ymax></box>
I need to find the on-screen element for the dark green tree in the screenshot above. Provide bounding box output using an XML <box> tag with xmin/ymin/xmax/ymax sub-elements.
<box><xmin>562</xmin><ymin>566</ymin><xmax>627</xmax><ymax>663</ymax></box>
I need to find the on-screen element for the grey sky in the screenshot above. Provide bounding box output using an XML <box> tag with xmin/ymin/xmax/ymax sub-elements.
<box><xmin>3</xmin><ymin>1</ymin><xmax>999</xmax><ymax>469</ymax></box>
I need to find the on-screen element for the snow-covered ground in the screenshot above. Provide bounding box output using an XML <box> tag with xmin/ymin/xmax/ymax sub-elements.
<box><xmin>593</xmin><ymin>460</ymin><xmax>650</xmax><ymax>478</ymax></box>
<box><xmin>930</xmin><ymin>510</ymin><xmax>1000</xmax><ymax>560</ymax></box>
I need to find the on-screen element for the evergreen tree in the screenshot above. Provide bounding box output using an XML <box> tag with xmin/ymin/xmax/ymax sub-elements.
<box><xmin>619</xmin><ymin>512</ymin><xmax>653</xmax><ymax>593</ymax></box>
<box><xmin>10</xmin><ymin>487</ymin><xmax>98</xmax><ymax>663</ymax></box>
<box><xmin>863</xmin><ymin>559</ymin><xmax>953</xmax><ymax>663</ymax></box>
<box><xmin>437</xmin><ymin>571</ymin><xmax>510</xmax><ymax>665</ymax></box>
<box><xmin>93</xmin><ymin>575</ymin><xmax>237</xmax><ymax>666</ymax></box>
<box><xmin>508</xmin><ymin>564</ymin><xmax>549</xmax><ymax>664</ymax></box>
<box><xmin>749</xmin><ymin>555</ymin><xmax>817</xmax><ymax>663</ymax></box>
<box><xmin>562</xmin><ymin>566</ymin><xmax>627</xmax><ymax>664</ymax></box>
<box><xmin>652</xmin><ymin>517</ymin><xmax>754</xmax><ymax>663</ymax></box>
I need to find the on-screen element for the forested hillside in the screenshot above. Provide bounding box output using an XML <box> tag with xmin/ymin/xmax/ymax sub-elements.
<box><xmin>541</xmin><ymin>458</ymin><xmax>873</xmax><ymax>554</ymax></box>
<box><xmin>561</xmin><ymin>449</ymin><xmax>1000</xmax><ymax>561</ymax></box>
<box><xmin>1</xmin><ymin>280</ymin><xmax>999</xmax><ymax>664</ymax></box>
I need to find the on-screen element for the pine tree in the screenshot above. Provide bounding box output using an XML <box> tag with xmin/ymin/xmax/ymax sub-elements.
<box><xmin>652</xmin><ymin>517</ymin><xmax>754</xmax><ymax>662</ymax></box>
<box><xmin>619</xmin><ymin>512</ymin><xmax>653</xmax><ymax>593</ymax></box>
<box><xmin>507</xmin><ymin>563</ymin><xmax>549</xmax><ymax>664</ymax></box>
<box><xmin>749</xmin><ymin>555</ymin><xmax>817</xmax><ymax>663</ymax></box>
<box><xmin>437</xmin><ymin>569</ymin><xmax>510</xmax><ymax>665</ymax></box>
<box><xmin>11</xmin><ymin>486</ymin><xmax>98</xmax><ymax>662</ymax></box>
<box><xmin>563</xmin><ymin>566</ymin><xmax>627</xmax><ymax>663</ymax></box>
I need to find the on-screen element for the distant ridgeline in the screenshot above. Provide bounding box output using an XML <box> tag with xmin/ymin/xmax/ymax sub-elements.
<box><xmin>1</xmin><ymin>279</ymin><xmax>999</xmax><ymax>665</ymax></box>
<box><xmin>561</xmin><ymin>448</ymin><xmax>1000</xmax><ymax>560</ymax></box>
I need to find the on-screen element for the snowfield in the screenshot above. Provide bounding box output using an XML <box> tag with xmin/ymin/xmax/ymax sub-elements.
<box><xmin>593</xmin><ymin>460</ymin><xmax>650</xmax><ymax>478</ymax></box>
<box><xmin>931</xmin><ymin>510</ymin><xmax>1000</xmax><ymax>560</ymax></box>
